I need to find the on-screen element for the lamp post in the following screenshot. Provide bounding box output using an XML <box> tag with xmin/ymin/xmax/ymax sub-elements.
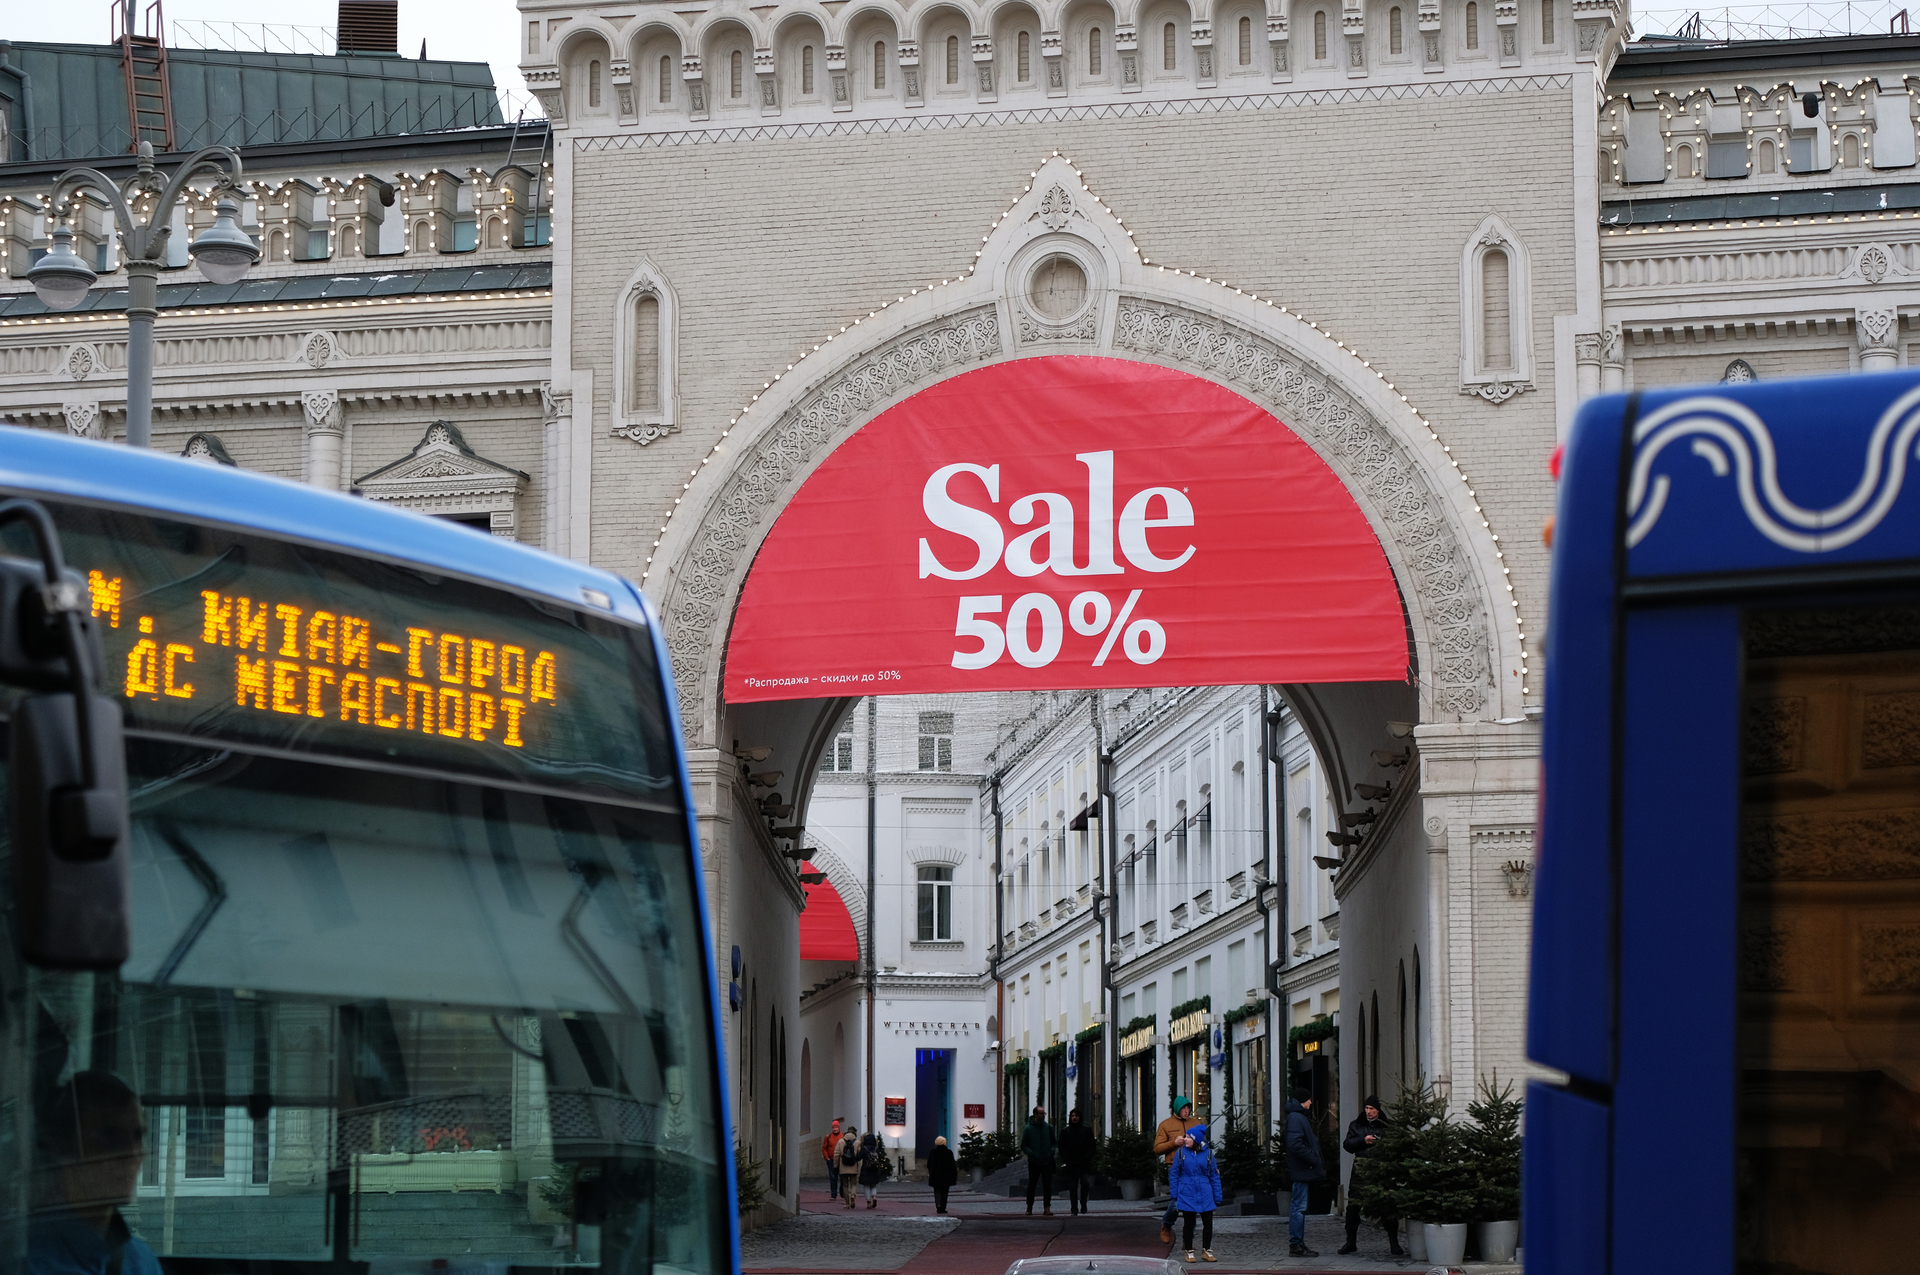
<box><xmin>27</xmin><ymin>141</ymin><xmax>259</xmax><ymax>448</ymax></box>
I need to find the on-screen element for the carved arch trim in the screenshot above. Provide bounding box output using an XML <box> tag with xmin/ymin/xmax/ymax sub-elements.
<box><xmin>649</xmin><ymin>155</ymin><xmax>1518</xmax><ymax>747</ymax></box>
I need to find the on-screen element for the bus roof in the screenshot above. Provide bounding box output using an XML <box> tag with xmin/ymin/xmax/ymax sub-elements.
<box><xmin>0</xmin><ymin>427</ymin><xmax>650</xmax><ymax>627</ymax></box>
<box><xmin>1565</xmin><ymin>370</ymin><xmax>1920</xmax><ymax>589</ymax></box>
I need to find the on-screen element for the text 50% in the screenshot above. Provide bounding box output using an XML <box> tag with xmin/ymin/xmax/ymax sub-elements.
<box><xmin>951</xmin><ymin>590</ymin><xmax>1166</xmax><ymax>670</ymax></box>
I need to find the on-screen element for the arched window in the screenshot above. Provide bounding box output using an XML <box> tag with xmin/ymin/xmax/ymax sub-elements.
<box><xmin>1314</xmin><ymin>11</ymin><xmax>1327</xmax><ymax>60</ymax></box>
<box><xmin>1090</xmin><ymin>27</ymin><xmax>1103</xmax><ymax>75</ymax></box>
<box><xmin>588</xmin><ymin>59</ymin><xmax>603</xmax><ymax>109</ymax></box>
<box><xmin>800</xmin><ymin>1038</ymin><xmax>813</xmax><ymax>1134</ymax></box>
<box><xmin>1356</xmin><ymin>1003</ymin><xmax>1368</xmax><ymax>1104</ymax></box>
<box><xmin>947</xmin><ymin>34</ymin><xmax>960</xmax><ymax>83</ymax></box>
<box><xmin>730</xmin><ymin>48</ymin><xmax>743</xmax><ymax>98</ymax></box>
<box><xmin>1397</xmin><ymin>960</ymin><xmax>1408</xmax><ymax>1088</ymax></box>
<box><xmin>659</xmin><ymin>54</ymin><xmax>673</xmax><ymax>103</ymax></box>
<box><xmin>1163</xmin><ymin>22</ymin><xmax>1177</xmax><ymax>71</ymax></box>
<box><xmin>803</xmin><ymin>44</ymin><xmax>816</xmax><ymax>95</ymax></box>
<box><xmin>1018</xmin><ymin>30</ymin><xmax>1031</xmax><ymax>81</ymax></box>
<box><xmin>1390</xmin><ymin>6</ymin><xmax>1403</xmax><ymax>54</ymax></box>
<box><xmin>616</xmin><ymin>261</ymin><xmax>679</xmax><ymax>438</ymax></box>
<box><xmin>1675</xmin><ymin>142</ymin><xmax>1694</xmax><ymax>176</ymax></box>
<box><xmin>874</xmin><ymin>41</ymin><xmax>887</xmax><ymax>89</ymax></box>
<box><xmin>1599</xmin><ymin>148</ymin><xmax>1611</xmax><ymax>184</ymax></box>
<box><xmin>1541</xmin><ymin>0</ymin><xmax>1555</xmax><ymax>43</ymax></box>
<box><xmin>268</xmin><ymin>228</ymin><xmax>288</xmax><ymax>263</ymax></box>
<box><xmin>1842</xmin><ymin>133</ymin><xmax>1861</xmax><ymax>167</ymax></box>
<box><xmin>1481</xmin><ymin>248</ymin><xmax>1512</xmax><ymax>370</ymax></box>
<box><xmin>1369</xmin><ymin>991</ymin><xmax>1381</xmax><ymax>1097</ymax></box>
<box><xmin>1461</xmin><ymin>215</ymin><xmax>1532</xmax><ymax>393</ymax></box>
<box><xmin>631</xmin><ymin>295</ymin><xmax>660</xmax><ymax>412</ymax></box>
<box><xmin>1758</xmin><ymin>138</ymin><xmax>1776</xmax><ymax>173</ymax></box>
<box><xmin>1239</xmin><ymin>15</ymin><xmax>1252</xmax><ymax>64</ymax></box>
<box><xmin>1466</xmin><ymin>1</ymin><xmax>1480</xmax><ymax>49</ymax></box>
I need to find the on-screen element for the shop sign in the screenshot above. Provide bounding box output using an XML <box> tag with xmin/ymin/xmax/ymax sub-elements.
<box><xmin>1170</xmin><ymin>1009</ymin><xmax>1208</xmax><ymax>1044</ymax></box>
<box><xmin>1209</xmin><ymin>1025</ymin><xmax>1226</xmax><ymax>1070</ymax></box>
<box><xmin>884</xmin><ymin>1097</ymin><xmax>907</xmax><ymax>1126</ymax></box>
<box><xmin>964</xmin><ymin>1103</ymin><xmax>986</xmax><ymax>1119</ymax></box>
<box><xmin>726</xmin><ymin>357</ymin><xmax>1408</xmax><ymax>702</ymax></box>
<box><xmin>1300</xmin><ymin>1037</ymin><xmax>1323</xmax><ymax>1055</ymax></box>
<box><xmin>1120</xmin><ymin>1026</ymin><xmax>1155</xmax><ymax>1058</ymax></box>
<box><xmin>1235</xmin><ymin>1014</ymin><xmax>1266</xmax><ymax>1042</ymax></box>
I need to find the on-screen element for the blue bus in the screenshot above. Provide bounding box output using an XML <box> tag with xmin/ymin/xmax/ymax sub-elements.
<box><xmin>0</xmin><ymin>429</ymin><xmax>736</xmax><ymax>1275</ymax></box>
<box><xmin>1527</xmin><ymin>372</ymin><xmax>1920</xmax><ymax>1274</ymax></box>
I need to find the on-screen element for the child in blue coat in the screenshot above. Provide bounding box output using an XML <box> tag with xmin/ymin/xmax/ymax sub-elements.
<box><xmin>1168</xmin><ymin>1123</ymin><xmax>1225</xmax><ymax>1263</ymax></box>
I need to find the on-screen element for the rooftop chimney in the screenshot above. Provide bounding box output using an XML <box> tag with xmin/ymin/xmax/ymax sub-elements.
<box><xmin>336</xmin><ymin>1</ymin><xmax>399</xmax><ymax>55</ymax></box>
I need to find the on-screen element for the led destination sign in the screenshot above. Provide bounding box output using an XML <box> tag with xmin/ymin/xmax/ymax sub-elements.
<box><xmin>2</xmin><ymin>501</ymin><xmax>677</xmax><ymax>802</ymax></box>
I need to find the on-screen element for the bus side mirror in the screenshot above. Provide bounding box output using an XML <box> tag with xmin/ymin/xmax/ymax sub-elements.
<box><xmin>0</xmin><ymin>504</ymin><xmax>130</xmax><ymax>971</ymax></box>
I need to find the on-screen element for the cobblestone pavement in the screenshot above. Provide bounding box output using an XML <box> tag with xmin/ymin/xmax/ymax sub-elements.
<box><xmin>745</xmin><ymin>1186</ymin><xmax>1525</xmax><ymax>1273</ymax></box>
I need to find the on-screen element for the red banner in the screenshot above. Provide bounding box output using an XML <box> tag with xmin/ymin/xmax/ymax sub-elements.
<box><xmin>725</xmin><ymin>357</ymin><xmax>1406</xmax><ymax>701</ymax></box>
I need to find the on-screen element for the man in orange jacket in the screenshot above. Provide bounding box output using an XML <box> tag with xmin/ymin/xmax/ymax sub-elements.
<box><xmin>1153</xmin><ymin>1097</ymin><xmax>1200</xmax><ymax>1242</ymax></box>
<box><xmin>822</xmin><ymin>1119</ymin><xmax>843</xmax><ymax>1201</ymax></box>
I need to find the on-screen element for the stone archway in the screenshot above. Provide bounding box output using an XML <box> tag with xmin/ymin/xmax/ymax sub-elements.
<box><xmin>647</xmin><ymin>155</ymin><xmax>1521</xmax><ymax>752</ymax></box>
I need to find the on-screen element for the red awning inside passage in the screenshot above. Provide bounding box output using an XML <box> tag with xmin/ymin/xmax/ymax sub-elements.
<box><xmin>799</xmin><ymin>861</ymin><xmax>859</xmax><ymax>961</ymax></box>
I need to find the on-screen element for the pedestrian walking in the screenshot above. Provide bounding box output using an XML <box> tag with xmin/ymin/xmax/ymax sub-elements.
<box><xmin>857</xmin><ymin>1132</ymin><xmax>885</xmax><ymax>1208</ymax></box>
<box><xmin>1154</xmin><ymin>1096</ymin><xmax>1201</xmax><ymax>1241</ymax></box>
<box><xmin>822</xmin><ymin>1118</ymin><xmax>843</xmax><ymax>1203</ymax></box>
<box><xmin>927</xmin><ymin>1135</ymin><xmax>957</xmax><ymax>1214</ymax></box>
<box><xmin>1339</xmin><ymin>1096</ymin><xmax>1403</xmax><ymax>1257</ymax></box>
<box><xmin>1060</xmin><ymin>1107</ymin><xmax>1099</xmax><ymax>1215</ymax></box>
<box><xmin>1283</xmin><ymin>1096</ymin><xmax>1325</xmax><ymax>1258</ymax></box>
<box><xmin>1021</xmin><ymin>1105</ymin><xmax>1058</xmax><ymax>1215</ymax></box>
<box><xmin>1168</xmin><ymin>1124</ymin><xmax>1224</xmax><ymax>1264</ymax></box>
<box><xmin>837</xmin><ymin>1126</ymin><xmax>862</xmax><ymax>1209</ymax></box>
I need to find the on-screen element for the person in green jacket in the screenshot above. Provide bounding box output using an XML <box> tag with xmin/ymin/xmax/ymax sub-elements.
<box><xmin>1021</xmin><ymin>1106</ymin><xmax>1058</xmax><ymax>1216</ymax></box>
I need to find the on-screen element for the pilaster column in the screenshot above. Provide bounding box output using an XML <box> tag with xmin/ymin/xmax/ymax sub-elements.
<box><xmin>900</xmin><ymin>39</ymin><xmax>923</xmax><ymax>105</ymax></box>
<box><xmin>541</xmin><ymin>380</ymin><xmax>573</xmax><ymax>556</ymax></box>
<box><xmin>301</xmin><ymin>389</ymin><xmax>344</xmax><ymax>490</ymax></box>
<box><xmin>1496</xmin><ymin>0</ymin><xmax>1520</xmax><ymax>65</ymax></box>
<box><xmin>827</xmin><ymin>45</ymin><xmax>852</xmax><ymax>111</ymax></box>
<box><xmin>1267</xmin><ymin>16</ymin><xmax>1291</xmax><ymax>83</ymax></box>
<box><xmin>1192</xmin><ymin>21</ymin><xmax>1216</xmax><ymax>87</ymax></box>
<box><xmin>1859</xmin><ymin>306</ymin><xmax>1901</xmax><ymax>370</ymax></box>
<box><xmin>1420</xmin><ymin>2</ymin><xmax>1444</xmax><ymax>71</ymax></box>
<box><xmin>973</xmin><ymin>35</ymin><xmax>997</xmax><ymax>102</ymax></box>
<box><xmin>611</xmin><ymin>60</ymin><xmax>636</xmax><ymax>124</ymax></box>
<box><xmin>755</xmin><ymin>48</ymin><xmax>779</xmax><ymax>115</ymax></box>
<box><xmin>683</xmin><ymin>54</ymin><xmax>709</xmax><ymax>122</ymax></box>
<box><xmin>1574</xmin><ymin>332</ymin><xmax>1602</xmax><ymax>400</ymax></box>
<box><xmin>1600</xmin><ymin>324</ymin><xmax>1625</xmax><ymax>392</ymax></box>
<box><xmin>1043</xmin><ymin>30</ymin><xmax>1066</xmax><ymax>96</ymax></box>
<box><xmin>1343</xmin><ymin>6</ymin><xmax>1367</xmax><ymax>77</ymax></box>
<box><xmin>1117</xmin><ymin>25</ymin><xmax>1141</xmax><ymax>92</ymax></box>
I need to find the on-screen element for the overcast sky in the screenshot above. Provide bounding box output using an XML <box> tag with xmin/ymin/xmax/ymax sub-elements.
<box><xmin>7</xmin><ymin>1</ymin><xmax>530</xmax><ymax>103</ymax></box>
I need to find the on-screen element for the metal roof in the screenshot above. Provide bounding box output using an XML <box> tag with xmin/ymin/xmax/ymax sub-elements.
<box><xmin>1600</xmin><ymin>182</ymin><xmax>1920</xmax><ymax>226</ymax></box>
<box><xmin>0</xmin><ymin>425</ymin><xmax>648</xmax><ymax>628</ymax></box>
<box><xmin>0</xmin><ymin>261</ymin><xmax>551</xmax><ymax>319</ymax></box>
<box><xmin>1</xmin><ymin>41</ymin><xmax>501</xmax><ymax>165</ymax></box>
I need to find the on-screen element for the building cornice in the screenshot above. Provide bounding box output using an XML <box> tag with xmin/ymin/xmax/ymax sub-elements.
<box><xmin>1111</xmin><ymin>895</ymin><xmax>1266</xmax><ymax>983</ymax></box>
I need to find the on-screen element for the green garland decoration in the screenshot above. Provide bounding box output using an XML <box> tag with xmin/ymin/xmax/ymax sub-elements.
<box><xmin>1075</xmin><ymin>1024</ymin><xmax>1105</xmax><ymax>1044</ymax></box>
<box><xmin>1122</xmin><ymin>1013</ymin><xmax>1156</xmax><ymax>1034</ymax></box>
<box><xmin>1169</xmin><ymin>995</ymin><xmax>1213</xmax><ymax>1020</ymax></box>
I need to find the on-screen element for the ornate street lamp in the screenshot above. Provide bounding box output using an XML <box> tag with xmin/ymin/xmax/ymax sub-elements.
<box><xmin>28</xmin><ymin>141</ymin><xmax>259</xmax><ymax>448</ymax></box>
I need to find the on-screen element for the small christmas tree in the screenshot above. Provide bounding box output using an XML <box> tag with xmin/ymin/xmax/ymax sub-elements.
<box><xmin>1102</xmin><ymin>1121</ymin><xmax>1161</xmax><ymax>1184</ymax></box>
<box><xmin>956</xmin><ymin>1125</ymin><xmax>989</xmax><ymax>1172</ymax></box>
<box><xmin>1350</xmin><ymin>1074</ymin><xmax>1447</xmax><ymax>1222</ymax></box>
<box><xmin>1463</xmin><ymin>1075</ymin><xmax>1523</xmax><ymax>1223</ymax></box>
<box><xmin>735</xmin><ymin>1140</ymin><xmax>768</xmax><ymax>1217</ymax></box>
<box><xmin>1217</xmin><ymin>1121</ymin><xmax>1267</xmax><ymax>1194</ymax></box>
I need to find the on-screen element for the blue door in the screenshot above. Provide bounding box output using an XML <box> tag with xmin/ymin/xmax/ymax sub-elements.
<box><xmin>915</xmin><ymin>1048</ymin><xmax>954</xmax><ymax>1158</ymax></box>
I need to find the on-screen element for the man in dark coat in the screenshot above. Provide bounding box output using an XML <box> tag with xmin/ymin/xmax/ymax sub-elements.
<box><xmin>1021</xmin><ymin>1106</ymin><xmax>1058</xmax><ymax>1216</ymax></box>
<box><xmin>926</xmin><ymin>1135</ymin><xmax>958</xmax><ymax>1214</ymax></box>
<box><xmin>1339</xmin><ymin>1096</ymin><xmax>1402</xmax><ymax>1256</ymax></box>
<box><xmin>1283</xmin><ymin>1097</ymin><xmax>1324</xmax><ymax>1258</ymax></box>
<box><xmin>1059</xmin><ymin>1107</ymin><xmax>1100</xmax><ymax>1215</ymax></box>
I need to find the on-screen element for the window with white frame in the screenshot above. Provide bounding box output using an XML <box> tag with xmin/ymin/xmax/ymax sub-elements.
<box><xmin>918</xmin><ymin>711</ymin><xmax>954</xmax><ymax>771</ymax></box>
<box><xmin>614</xmin><ymin>260</ymin><xmax>679</xmax><ymax>439</ymax></box>
<box><xmin>1459</xmin><ymin>214</ymin><xmax>1533</xmax><ymax>397</ymax></box>
<box><xmin>917</xmin><ymin>864</ymin><xmax>954</xmax><ymax>940</ymax></box>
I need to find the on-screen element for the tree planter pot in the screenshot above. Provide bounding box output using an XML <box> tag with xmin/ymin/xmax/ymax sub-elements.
<box><xmin>1476</xmin><ymin>1219</ymin><xmax>1519</xmax><ymax>1262</ymax></box>
<box><xmin>1405</xmin><ymin>1221</ymin><xmax>1428</xmax><ymax>1262</ymax></box>
<box><xmin>1423</xmin><ymin>1223</ymin><xmax>1468</xmax><ymax>1265</ymax></box>
<box><xmin>969</xmin><ymin>1167</ymin><xmax>984</xmax><ymax>1187</ymax></box>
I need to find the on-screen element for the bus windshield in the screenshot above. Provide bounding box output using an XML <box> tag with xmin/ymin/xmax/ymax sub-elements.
<box><xmin>0</xmin><ymin>502</ymin><xmax>727</xmax><ymax>1275</ymax></box>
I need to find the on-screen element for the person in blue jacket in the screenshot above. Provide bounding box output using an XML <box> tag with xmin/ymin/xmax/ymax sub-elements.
<box><xmin>1167</xmin><ymin>1123</ymin><xmax>1224</xmax><ymax>1264</ymax></box>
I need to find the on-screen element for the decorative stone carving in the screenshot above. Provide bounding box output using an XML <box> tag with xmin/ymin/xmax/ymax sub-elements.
<box><xmin>661</xmin><ymin>309</ymin><xmax>1003</xmax><ymax>739</ymax></box>
<box><xmin>1500</xmin><ymin>858</ymin><xmax>1534</xmax><ymax>897</ymax></box>
<box><xmin>181</xmin><ymin>432</ymin><xmax>238</xmax><ymax>466</ymax></box>
<box><xmin>1018</xmin><ymin>312</ymin><xmax>1097</xmax><ymax>343</ymax></box>
<box><xmin>1721</xmin><ymin>358</ymin><xmax>1756</xmax><ymax>384</ymax></box>
<box><xmin>62</xmin><ymin>343</ymin><xmax>99</xmax><ymax>381</ymax></box>
<box><xmin>1466</xmin><ymin>380</ymin><xmax>1529</xmax><ymax>404</ymax></box>
<box><xmin>1110</xmin><ymin>302</ymin><xmax>1489</xmax><ymax>716</ymax></box>
<box><xmin>301</xmin><ymin>388</ymin><xmax>342</xmax><ymax>431</ymax></box>
<box><xmin>62</xmin><ymin>402</ymin><xmax>100</xmax><ymax>438</ymax></box>
<box><xmin>1839</xmin><ymin>242</ymin><xmax>1918</xmax><ymax>286</ymax></box>
<box><xmin>355</xmin><ymin>420</ymin><xmax>528</xmax><ymax>536</ymax></box>
<box><xmin>1858</xmin><ymin>306</ymin><xmax>1899</xmax><ymax>351</ymax></box>
<box><xmin>1574</xmin><ymin>333</ymin><xmax>1601</xmax><ymax>363</ymax></box>
<box><xmin>297</xmin><ymin>330</ymin><xmax>339</xmax><ymax>369</ymax></box>
<box><xmin>1034</xmin><ymin>185</ymin><xmax>1079</xmax><ymax>231</ymax></box>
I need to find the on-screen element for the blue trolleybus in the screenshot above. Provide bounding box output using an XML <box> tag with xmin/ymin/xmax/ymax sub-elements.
<box><xmin>1528</xmin><ymin>371</ymin><xmax>1920</xmax><ymax>1274</ymax></box>
<box><xmin>0</xmin><ymin>429</ymin><xmax>735</xmax><ymax>1275</ymax></box>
